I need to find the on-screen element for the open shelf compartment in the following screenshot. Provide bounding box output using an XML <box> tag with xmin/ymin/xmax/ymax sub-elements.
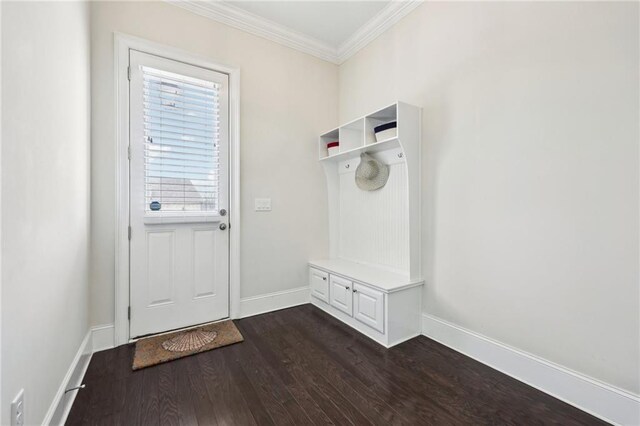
<box><xmin>338</xmin><ymin>118</ymin><xmax>365</xmax><ymax>153</ymax></box>
<box><xmin>319</xmin><ymin>128</ymin><xmax>339</xmax><ymax>159</ymax></box>
<box><xmin>366</xmin><ymin>104</ymin><xmax>397</xmax><ymax>145</ymax></box>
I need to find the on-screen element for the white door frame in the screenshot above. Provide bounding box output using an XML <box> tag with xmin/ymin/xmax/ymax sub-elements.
<box><xmin>114</xmin><ymin>33</ymin><xmax>241</xmax><ymax>346</ymax></box>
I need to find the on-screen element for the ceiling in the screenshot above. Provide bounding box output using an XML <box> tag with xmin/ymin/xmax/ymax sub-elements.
<box><xmin>228</xmin><ymin>1</ymin><xmax>390</xmax><ymax>48</ymax></box>
<box><xmin>170</xmin><ymin>0</ymin><xmax>422</xmax><ymax>63</ymax></box>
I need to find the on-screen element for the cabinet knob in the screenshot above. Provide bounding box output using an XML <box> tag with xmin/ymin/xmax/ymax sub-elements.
<box><xmin>352</xmin><ymin>289</ymin><xmax>357</xmax><ymax>293</ymax></box>
<box><xmin>345</xmin><ymin>286</ymin><xmax>350</xmax><ymax>290</ymax></box>
<box><xmin>219</xmin><ymin>223</ymin><xmax>227</xmax><ymax>230</ymax></box>
<box><xmin>322</xmin><ymin>277</ymin><xmax>327</xmax><ymax>281</ymax></box>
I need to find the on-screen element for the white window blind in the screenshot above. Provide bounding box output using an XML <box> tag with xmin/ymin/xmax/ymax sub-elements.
<box><xmin>142</xmin><ymin>66</ymin><xmax>220</xmax><ymax>214</ymax></box>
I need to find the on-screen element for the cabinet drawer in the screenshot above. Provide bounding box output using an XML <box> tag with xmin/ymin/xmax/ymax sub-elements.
<box><xmin>309</xmin><ymin>267</ymin><xmax>329</xmax><ymax>303</ymax></box>
<box><xmin>329</xmin><ymin>275</ymin><xmax>353</xmax><ymax>316</ymax></box>
<box><xmin>353</xmin><ymin>283</ymin><xmax>384</xmax><ymax>333</ymax></box>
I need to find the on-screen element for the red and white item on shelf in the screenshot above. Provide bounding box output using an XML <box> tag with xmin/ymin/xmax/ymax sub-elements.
<box><xmin>327</xmin><ymin>141</ymin><xmax>339</xmax><ymax>156</ymax></box>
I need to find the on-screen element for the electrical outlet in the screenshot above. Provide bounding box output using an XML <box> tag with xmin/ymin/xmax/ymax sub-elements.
<box><xmin>11</xmin><ymin>390</ymin><xmax>24</xmax><ymax>426</ymax></box>
<box><xmin>254</xmin><ymin>198</ymin><xmax>271</xmax><ymax>212</ymax></box>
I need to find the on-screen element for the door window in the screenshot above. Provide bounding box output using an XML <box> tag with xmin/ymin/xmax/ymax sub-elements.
<box><xmin>142</xmin><ymin>66</ymin><xmax>221</xmax><ymax>216</ymax></box>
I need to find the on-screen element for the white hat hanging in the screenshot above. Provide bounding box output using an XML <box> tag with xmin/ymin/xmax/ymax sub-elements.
<box><xmin>355</xmin><ymin>153</ymin><xmax>389</xmax><ymax>191</ymax></box>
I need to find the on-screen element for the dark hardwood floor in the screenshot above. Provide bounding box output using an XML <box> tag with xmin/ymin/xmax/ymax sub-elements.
<box><xmin>67</xmin><ymin>304</ymin><xmax>605</xmax><ymax>425</ymax></box>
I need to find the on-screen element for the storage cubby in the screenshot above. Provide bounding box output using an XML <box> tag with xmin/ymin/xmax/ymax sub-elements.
<box><xmin>365</xmin><ymin>103</ymin><xmax>397</xmax><ymax>145</ymax></box>
<box><xmin>338</xmin><ymin>118</ymin><xmax>365</xmax><ymax>152</ymax></box>
<box><xmin>319</xmin><ymin>128</ymin><xmax>339</xmax><ymax>159</ymax></box>
<box><xmin>311</xmin><ymin>101</ymin><xmax>423</xmax><ymax>348</ymax></box>
<box><xmin>319</xmin><ymin>103</ymin><xmax>406</xmax><ymax>162</ymax></box>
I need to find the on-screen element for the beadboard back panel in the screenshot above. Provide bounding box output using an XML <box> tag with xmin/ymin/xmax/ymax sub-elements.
<box><xmin>338</xmin><ymin>160</ymin><xmax>409</xmax><ymax>273</ymax></box>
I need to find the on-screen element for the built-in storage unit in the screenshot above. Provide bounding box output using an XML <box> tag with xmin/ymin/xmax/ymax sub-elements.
<box><xmin>310</xmin><ymin>101</ymin><xmax>423</xmax><ymax>348</ymax></box>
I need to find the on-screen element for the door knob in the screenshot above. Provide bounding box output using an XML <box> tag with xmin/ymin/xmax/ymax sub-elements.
<box><xmin>219</xmin><ymin>223</ymin><xmax>227</xmax><ymax>230</ymax></box>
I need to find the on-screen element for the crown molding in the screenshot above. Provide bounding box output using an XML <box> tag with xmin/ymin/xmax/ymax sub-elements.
<box><xmin>337</xmin><ymin>0</ymin><xmax>423</xmax><ymax>63</ymax></box>
<box><xmin>167</xmin><ymin>0</ymin><xmax>340</xmax><ymax>63</ymax></box>
<box><xmin>166</xmin><ymin>0</ymin><xmax>423</xmax><ymax>65</ymax></box>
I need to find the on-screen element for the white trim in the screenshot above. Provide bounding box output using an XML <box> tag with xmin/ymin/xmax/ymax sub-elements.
<box><xmin>229</xmin><ymin>66</ymin><xmax>241</xmax><ymax>319</ymax></box>
<box><xmin>239</xmin><ymin>287</ymin><xmax>310</xmax><ymax>319</ymax></box>
<box><xmin>337</xmin><ymin>1</ymin><xmax>423</xmax><ymax>63</ymax></box>
<box><xmin>421</xmin><ymin>313</ymin><xmax>640</xmax><ymax>426</ymax></box>
<box><xmin>0</xmin><ymin>2</ymin><xmax>3</xmax><ymax>421</ymax></box>
<box><xmin>165</xmin><ymin>0</ymin><xmax>423</xmax><ymax>65</ymax></box>
<box><xmin>168</xmin><ymin>0</ymin><xmax>339</xmax><ymax>63</ymax></box>
<box><xmin>114</xmin><ymin>32</ymin><xmax>241</xmax><ymax>346</ymax></box>
<box><xmin>43</xmin><ymin>331</ymin><xmax>92</xmax><ymax>426</ymax></box>
<box><xmin>91</xmin><ymin>324</ymin><xmax>115</xmax><ymax>353</ymax></box>
<box><xmin>143</xmin><ymin>212</ymin><xmax>220</xmax><ymax>224</ymax></box>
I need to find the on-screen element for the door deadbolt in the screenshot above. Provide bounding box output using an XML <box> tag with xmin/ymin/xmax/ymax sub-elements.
<box><xmin>219</xmin><ymin>208</ymin><xmax>227</xmax><ymax>216</ymax></box>
<box><xmin>219</xmin><ymin>223</ymin><xmax>227</xmax><ymax>231</ymax></box>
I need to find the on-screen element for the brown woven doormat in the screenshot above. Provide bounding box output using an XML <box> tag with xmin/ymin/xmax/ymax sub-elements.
<box><xmin>132</xmin><ymin>320</ymin><xmax>243</xmax><ymax>370</ymax></box>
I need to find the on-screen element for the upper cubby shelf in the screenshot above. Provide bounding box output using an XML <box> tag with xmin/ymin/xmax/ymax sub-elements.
<box><xmin>320</xmin><ymin>137</ymin><xmax>400</xmax><ymax>162</ymax></box>
<box><xmin>319</xmin><ymin>103</ymin><xmax>400</xmax><ymax>162</ymax></box>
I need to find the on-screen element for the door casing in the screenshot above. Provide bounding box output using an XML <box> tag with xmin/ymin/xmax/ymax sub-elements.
<box><xmin>114</xmin><ymin>33</ymin><xmax>241</xmax><ymax>346</ymax></box>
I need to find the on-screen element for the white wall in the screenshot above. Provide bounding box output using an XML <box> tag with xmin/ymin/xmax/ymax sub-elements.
<box><xmin>1</xmin><ymin>1</ymin><xmax>91</xmax><ymax>424</ymax></box>
<box><xmin>90</xmin><ymin>1</ymin><xmax>337</xmax><ymax>327</ymax></box>
<box><xmin>339</xmin><ymin>2</ymin><xmax>639</xmax><ymax>395</ymax></box>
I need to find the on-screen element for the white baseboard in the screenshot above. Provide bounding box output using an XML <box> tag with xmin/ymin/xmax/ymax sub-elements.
<box><xmin>43</xmin><ymin>331</ymin><xmax>92</xmax><ymax>426</ymax></box>
<box><xmin>421</xmin><ymin>313</ymin><xmax>640</xmax><ymax>426</ymax></box>
<box><xmin>239</xmin><ymin>286</ymin><xmax>310</xmax><ymax>318</ymax></box>
<box><xmin>91</xmin><ymin>324</ymin><xmax>115</xmax><ymax>352</ymax></box>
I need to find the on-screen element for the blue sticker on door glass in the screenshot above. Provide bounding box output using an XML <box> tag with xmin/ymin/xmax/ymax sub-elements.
<box><xmin>150</xmin><ymin>201</ymin><xmax>161</xmax><ymax>211</ymax></box>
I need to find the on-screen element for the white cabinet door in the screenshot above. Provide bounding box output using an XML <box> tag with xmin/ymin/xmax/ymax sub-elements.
<box><xmin>353</xmin><ymin>283</ymin><xmax>384</xmax><ymax>333</ymax></box>
<box><xmin>309</xmin><ymin>268</ymin><xmax>329</xmax><ymax>303</ymax></box>
<box><xmin>330</xmin><ymin>275</ymin><xmax>353</xmax><ymax>316</ymax></box>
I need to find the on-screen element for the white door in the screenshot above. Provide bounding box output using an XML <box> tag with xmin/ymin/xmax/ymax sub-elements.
<box><xmin>329</xmin><ymin>275</ymin><xmax>353</xmax><ymax>316</ymax></box>
<box><xmin>353</xmin><ymin>283</ymin><xmax>384</xmax><ymax>333</ymax></box>
<box><xmin>309</xmin><ymin>268</ymin><xmax>329</xmax><ymax>303</ymax></box>
<box><xmin>129</xmin><ymin>50</ymin><xmax>230</xmax><ymax>338</ymax></box>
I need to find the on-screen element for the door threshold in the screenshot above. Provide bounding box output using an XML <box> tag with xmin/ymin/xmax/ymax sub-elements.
<box><xmin>129</xmin><ymin>317</ymin><xmax>231</xmax><ymax>343</ymax></box>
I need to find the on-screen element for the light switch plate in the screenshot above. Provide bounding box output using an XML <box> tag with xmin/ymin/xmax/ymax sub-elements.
<box><xmin>254</xmin><ymin>198</ymin><xmax>271</xmax><ymax>212</ymax></box>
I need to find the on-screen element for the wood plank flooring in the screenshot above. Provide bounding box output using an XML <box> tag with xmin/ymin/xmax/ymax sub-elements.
<box><xmin>66</xmin><ymin>304</ymin><xmax>605</xmax><ymax>425</ymax></box>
